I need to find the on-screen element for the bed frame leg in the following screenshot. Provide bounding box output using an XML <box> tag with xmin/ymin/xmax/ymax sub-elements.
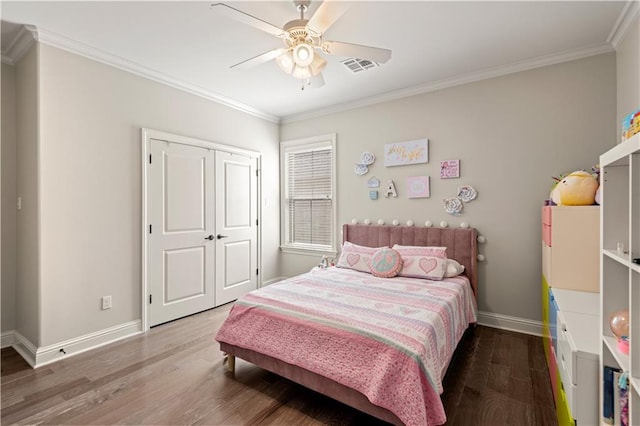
<box><xmin>226</xmin><ymin>354</ymin><xmax>235</xmax><ymax>374</ymax></box>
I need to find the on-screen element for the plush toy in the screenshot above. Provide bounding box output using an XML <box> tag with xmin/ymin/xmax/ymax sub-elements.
<box><xmin>593</xmin><ymin>164</ymin><xmax>602</xmax><ymax>205</ymax></box>
<box><xmin>550</xmin><ymin>170</ymin><xmax>599</xmax><ymax>205</ymax></box>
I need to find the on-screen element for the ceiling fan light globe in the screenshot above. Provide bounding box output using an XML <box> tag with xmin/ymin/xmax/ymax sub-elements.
<box><xmin>309</xmin><ymin>54</ymin><xmax>327</xmax><ymax>75</ymax></box>
<box><xmin>291</xmin><ymin>64</ymin><xmax>312</xmax><ymax>80</ymax></box>
<box><xmin>276</xmin><ymin>51</ymin><xmax>295</xmax><ymax>74</ymax></box>
<box><xmin>293</xmin><ymin>43</ymin><xmax>314</xmax><ymax>67</ymax></box>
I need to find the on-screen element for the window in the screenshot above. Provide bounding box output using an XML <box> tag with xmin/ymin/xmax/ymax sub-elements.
<box><xmin>281</xmin><ymin>134</ymin><xmax>336</xmax><ymax>254</ymax></box>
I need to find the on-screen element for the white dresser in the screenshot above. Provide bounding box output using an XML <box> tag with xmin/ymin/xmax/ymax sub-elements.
<box><xmin>551</xmin><ymin>288</ymin><xmax>599</xmax><ymax>426</ymax></box>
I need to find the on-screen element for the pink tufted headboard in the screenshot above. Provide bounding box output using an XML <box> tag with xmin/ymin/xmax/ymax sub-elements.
<box><xmin>343</xmin><ymin>224</ymin><xmax>478</xmax><ymax>297</ymax></box>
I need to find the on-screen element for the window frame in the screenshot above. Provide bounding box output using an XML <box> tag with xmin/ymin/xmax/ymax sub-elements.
<box><xmin>280</xmin><ymin>133</ymin><xmax>337</xmax><ymax>256</ymax></box>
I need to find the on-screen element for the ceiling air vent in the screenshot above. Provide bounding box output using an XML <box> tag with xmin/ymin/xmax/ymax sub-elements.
<box><xmin>340</xmin><ymin>58</ymin><xmax>380</xmax><ymax>73</ymax></box>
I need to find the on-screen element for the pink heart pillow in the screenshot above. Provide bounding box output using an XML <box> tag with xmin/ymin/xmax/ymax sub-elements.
<box><xmin>336</xmin><ymin>241</ymin><xmax>386</xmax><ymax>274</ymax></box>
<box><xmin>392</xmin><ymin>245</ymin><xmax>447</xmax><ymax>281</ymax></box>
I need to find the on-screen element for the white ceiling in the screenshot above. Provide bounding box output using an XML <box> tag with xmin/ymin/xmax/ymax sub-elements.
<box><xmin>0</xmin><ymin>1</ymin><xmax>631</xmax><ymax>122</ymax></box>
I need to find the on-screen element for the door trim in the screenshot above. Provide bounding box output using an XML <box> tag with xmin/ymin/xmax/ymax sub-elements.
<box><xmin>141</xmin><ymin>128</ymin><xmax>261</xmax><ymax>332</ymax></box>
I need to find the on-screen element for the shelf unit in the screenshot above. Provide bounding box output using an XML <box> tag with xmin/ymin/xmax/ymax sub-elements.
<box><xmin>599</xmin><ymin>132</ymin><xmax>640</xmax><ymax>425</ymax></box>
<box><xmin>542</xmin><ymin>206</ymin><xmax>601</xmax><ymax>425</ymax></box>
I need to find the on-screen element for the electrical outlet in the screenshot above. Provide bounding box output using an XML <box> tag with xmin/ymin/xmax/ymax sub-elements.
<box><xmin>101</xmin><ymin>295</ymin><xmax>112</xmax><ymax>310</ymax></box>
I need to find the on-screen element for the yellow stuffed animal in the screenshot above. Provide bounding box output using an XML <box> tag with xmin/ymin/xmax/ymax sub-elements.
<box><xmin>551</xmin><ymin>170</ymin><xmax>599</xmax><ymax>206</ymax></box>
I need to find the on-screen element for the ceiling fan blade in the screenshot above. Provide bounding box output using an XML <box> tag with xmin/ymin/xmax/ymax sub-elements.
<box><xmin>309</xmin><ymin>73</ymin><xmax>325</xmax><ymax>88</ymax></box>
<box><xmin>211</xmin><ymin>3</ymin><xmax>285</xmax><ymax>38</ymax></box>
<box><xmin>321</xmin><ymin>41</ymin><xmax>392</xmax><ymax>64</ymax></box>
<box><xmin>231</xmin><ymin>48</ymin><xmax>286</xmax><ymax>69</ymax></box>
<box><xmin>305</xmin><ymin>0</ymin><xmax>350</xmax><ymax>36</ymax></box>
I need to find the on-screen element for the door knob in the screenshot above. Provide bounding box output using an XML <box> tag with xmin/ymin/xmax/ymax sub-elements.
<box><xmin>217</xmin><ymin>234</ymin><xmax>228</xmax><ymax>239</ymax></box>
<box><xmin>205</xmin><ymin>235</ymin><xmax>214</xmax><ymax>240</ymax></box>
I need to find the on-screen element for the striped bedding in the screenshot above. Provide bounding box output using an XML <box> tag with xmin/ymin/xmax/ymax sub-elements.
<box><xmin>215</xmin><ymin>266</ymin><xmax>477</xmax><ymax>426</ymax></box>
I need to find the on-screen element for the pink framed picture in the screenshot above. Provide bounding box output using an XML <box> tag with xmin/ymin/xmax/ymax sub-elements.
<box><xmin>407</xmin><ymin>176</ymin><xmax>430</xmax><ymax>198</ymax></box>
<box><xmin>440</xmin><ymin>159</ymin><xmax>460</xmax><ymax>179</ymax></box>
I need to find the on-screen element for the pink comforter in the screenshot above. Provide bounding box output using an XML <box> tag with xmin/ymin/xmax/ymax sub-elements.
<box><xmin>215</xmin><ymin>267</ymin><xmax>477</xmax><ymax>425</ymax></box>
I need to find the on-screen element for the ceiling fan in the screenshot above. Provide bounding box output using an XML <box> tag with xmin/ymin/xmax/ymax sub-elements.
<box><xmin>211</xmin><ymin>1</ymin><xmax>392</xmax><ymax>88</ymax></box>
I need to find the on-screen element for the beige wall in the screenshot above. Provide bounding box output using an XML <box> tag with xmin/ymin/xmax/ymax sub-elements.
<box><xmin>2</xmin><ymin>63</ymin><xmax>17</xmax><ymax>332</ymax></box>
<box><xmin>281</xmin><ymin>53</ymin><xmax>616</xmax><ymax>322</ymax></box>
<box><xmin>35</xmin><ymin>44</ymin><xmax>279</xmax><ymax>346</ymax></box>
<box><xmin>616</xmin><ymin>13</ymin><xmax>640</xmax><ymax>141</ymax></box>
<box><xmin>15</xmin><ymin>45</ymin><xmax>41</xmax><ymax>345</ymax></box>
<box><xmin>3</xmin><ymin>30</ymin><xmax>630</xmax><ymax>349</ymax></box>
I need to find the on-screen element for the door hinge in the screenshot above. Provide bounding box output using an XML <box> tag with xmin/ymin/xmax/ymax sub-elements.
<box><xmin>255</xmin><ymin>169</ymin><xmax>258</xmax><ymax>177</ymax></box>
<box><xmin>149</xmin><ymin>154</ymin><xmax>152</xmax><ymax>164</ymax></box>
<box><xmin>149</xmin><ymin>294</ymin><xmax>152</xmax><ymax>304</ymax></box>
<box><xmin>256</xmin><ymin>219</ymin><xmax>259</xmax><ymax>226</ymax></box>
<box><xmin>149</xmin><ymin>224</ymin><xmax>152</xmax><ymax>234</ymax></box>
<box><xmin>256</xmin><ymin>268</ymin><xmax>259</xmax><ymax>276</ymax></box>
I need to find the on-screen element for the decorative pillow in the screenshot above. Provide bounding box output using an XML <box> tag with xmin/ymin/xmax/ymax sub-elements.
<box><xmin>392</xmin><ymin>245</ymin><xmax>448</xmax><ymax>281</ymax></box>
<box><xmin>336</xmin><ymin>241</ymin><xmax>386</xmax><ymax>273</ymax></box>
<box><xmin>444</xmin><ymin>259</ymin><xmax>466</xmax><ymax>278</ymax></box>
<box><xmin>369</xmin><ymin>248</ymin><xmax>403</xmax><ymax>278</ymax></box>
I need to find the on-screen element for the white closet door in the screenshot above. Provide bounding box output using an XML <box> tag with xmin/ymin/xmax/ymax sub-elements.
<box><xmin>148</xmin><ymin>139</ymin><xmax>215</xmax><ymax>326</ymax></box>
<box><xmin>215</xmin><ymin>151</ymin><xmax>258</xmax><ymax>305</ymax></box>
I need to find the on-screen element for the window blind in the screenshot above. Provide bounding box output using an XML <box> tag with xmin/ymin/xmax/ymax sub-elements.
<box><xmin>284</xmin><ymin>145</ymin><xmax>333</xmax><ymax>249</ymax></box>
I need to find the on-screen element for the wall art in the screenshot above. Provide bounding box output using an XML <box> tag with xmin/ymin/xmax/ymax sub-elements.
<box><xmin>359</xmin><ymin>152</ymin><xmax>376</xmax><ymax>166</ymax></box>
<box><xmin>407</xmin><ymin>176</ymin><xmax>430</xmax><ymax>198</ymax></box>
<box><xmin>367</xmin><ymin>176</ymin><xmax>380</xmax><ymax>188</ymax></box>
<box><xmin>384</xmin><ymin>139</ymin><xmax>429</xmax><ymax>167</ymax></box>
<box><xmin>369</xmin><ymin>190</ymin><xmax>379</xmax><ymax>200</ymax></box>
<box><xmin>440</xmin><ymin>159</ymin><xmax>460</xmax><ymax>179</ymax></box>
<box><xmin>457</xmin><ymin>185</ymin><xmax>477</xmax><ymax>202</ymax></box>
<box><xmin>354</xmin><ymin>151</ymin><xmax>376</xmax><ymax>176</ymax></box>
<box><xmin>444</xmin><ymin>197</ymin><xmax>464</xmax><ymax>216</ymax></box>
<box><xmin>354</xmin><ymin>164</ymin><xmax>368</xmax><ymax>176</ymax></box>
<box><xmin>384</xmin><ymin>180</ymin><xmax>398</xmax><ymax>198</ymax></box>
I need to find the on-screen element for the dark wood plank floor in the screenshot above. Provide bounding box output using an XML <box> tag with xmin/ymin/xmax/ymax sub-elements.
<box><xmin>1</xmin><ymin>303</ymin><xmax>557</xmax><ymax>425</ymax></box>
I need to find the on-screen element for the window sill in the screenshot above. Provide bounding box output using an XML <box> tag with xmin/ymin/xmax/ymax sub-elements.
<box><xmin>280</xmin><ymin>246</ymin><xmax>338</xmax><ymax>258</ymax></box>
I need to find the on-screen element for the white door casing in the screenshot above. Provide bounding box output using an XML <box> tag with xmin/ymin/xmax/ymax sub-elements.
<box><xmin>215</xmin><ymin>151</ymin><xmax>258</xmax><ymax>305</ymax></box>
<box><xmin>148</xmin><ymin>139</ymin><xmax>216</xmax><ymax>327</ymax></box>
<box><xmin>142</xmin><ymin>128</ymin><xmax>261</xmax><ymax>331</ymax></box>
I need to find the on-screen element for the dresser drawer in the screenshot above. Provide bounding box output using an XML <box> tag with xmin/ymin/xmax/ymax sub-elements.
<box><xmin>553</xmin><ymin>297</ymin><xmax>599</xmax><ymax>426</ymax></box>
<box><xmin>542</xmin><ymin>242</ymin><xmax>552</xmax><ymax>283</ymax></box>
<box><xmin>543</xmin><ymin>224</ymin><xmax>552</xmax><ymax>246</ymax></box>
<box><xmin>542</xmin><ymin>205</ymin><xmax>552</xmax><ymax>226</ymax></box>
<box><xmin>557</xmin><ymin>310</ymin><xmax>575</xmax><ymax>384</ymax></box>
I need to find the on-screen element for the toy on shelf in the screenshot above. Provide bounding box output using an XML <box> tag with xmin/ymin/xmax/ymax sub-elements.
<box><xmin>550</xmin><ymin>170</ymin><xmax>599</xmax><ymax>206</ymax></box>
<box><xmin>609</xmin><ymin>309</ymin><xmax>629</xmax><ymax>354</ymax></box>
<box><xmin>621</xmin><ymin>108</ymin><xmax>640</xmax><ymax>142</ymax></box>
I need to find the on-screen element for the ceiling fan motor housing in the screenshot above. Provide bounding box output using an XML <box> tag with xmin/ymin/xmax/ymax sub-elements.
<box><xmin>283</xmin><ymin>19</ymin><xmax>316</xmax><ymax>46</ymax></box>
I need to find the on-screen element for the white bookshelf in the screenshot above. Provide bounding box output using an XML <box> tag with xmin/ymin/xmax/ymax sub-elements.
<box><xmin>600</xmin><ymin>132</ymin><xmax>640</xmax><ymax>425</ymax></box>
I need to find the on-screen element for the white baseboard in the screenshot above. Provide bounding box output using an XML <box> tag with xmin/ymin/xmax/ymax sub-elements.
<box><xmin>3</xmin><ymin>321</ymin><xmax>143</xmax><ymax>368</ymax></box>
<box><xmin>1</xmin><ymin>330</ymin><xmax>16</xmax><ymax>348</ymax></box>
<box><xmin>10</xmin><ymin>330</ymin><xmax>38</xmax><ymax>367</ymax></box>
<box><xmin>477</xmin><ymin>311</ymin><xmax>543</xmax><ymax>337</ymax></box>
<box><xmin>34</xmin><ymin>320</ymin><xmax>143</xmax><ymax>368</ymax></box>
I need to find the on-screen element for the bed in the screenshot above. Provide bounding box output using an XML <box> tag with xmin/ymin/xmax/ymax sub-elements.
<box><xmin>215</xmin><ymin>224</ymin><xmax>478</xmax><ymax>426</ymax></box>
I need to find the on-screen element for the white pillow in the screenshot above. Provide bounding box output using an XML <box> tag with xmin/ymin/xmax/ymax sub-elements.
<box><xmin>444</xmin><ymin>259</ymin><xmax>465</xmax><ymax>278</ymax></box>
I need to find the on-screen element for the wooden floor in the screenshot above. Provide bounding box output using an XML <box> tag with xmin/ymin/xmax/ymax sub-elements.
<box><xmin>1</xmin><ymin>303</ymin><xmax>557</xmax><ymax>425</ymax></box>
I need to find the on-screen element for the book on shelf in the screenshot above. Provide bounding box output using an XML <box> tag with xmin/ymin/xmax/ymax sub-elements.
<box><xmin>603</xmin><ymin>366</ymin><xmax>630</xmax><ymax>426</ymax></box>
<box><xmin>603</xmin><ymin>366</ymin><xmax>622</xmax><ymax>424</ymax></box>
<box><xmin>619</xmin><ymin>372</ymin><xmax>629</xmax><ymax>426</ymax></box>
<box><xmin>614</xmin><ymin>371</ymin><xmax>622</xmax><ymax>426</ymax></box>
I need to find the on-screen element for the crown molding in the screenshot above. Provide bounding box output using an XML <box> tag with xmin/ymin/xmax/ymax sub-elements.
<box><xmin>30</xmin><ymin>26</ymin><xmax>279</xmax><ymax>123</ymax></box>
<box><xmin>281</xmin><ymin>42</ymin><xmax>615</xmax><ymax>124</ymax></box>
<box><xmin>1</xmin><ymin>24</ymin><xmax>38</xmax><ymax>66</ymax></box>
<box><xmin>607</xmin><ymin>0</ymin><xmax>640</xmax><ymax>48</ymax></box>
